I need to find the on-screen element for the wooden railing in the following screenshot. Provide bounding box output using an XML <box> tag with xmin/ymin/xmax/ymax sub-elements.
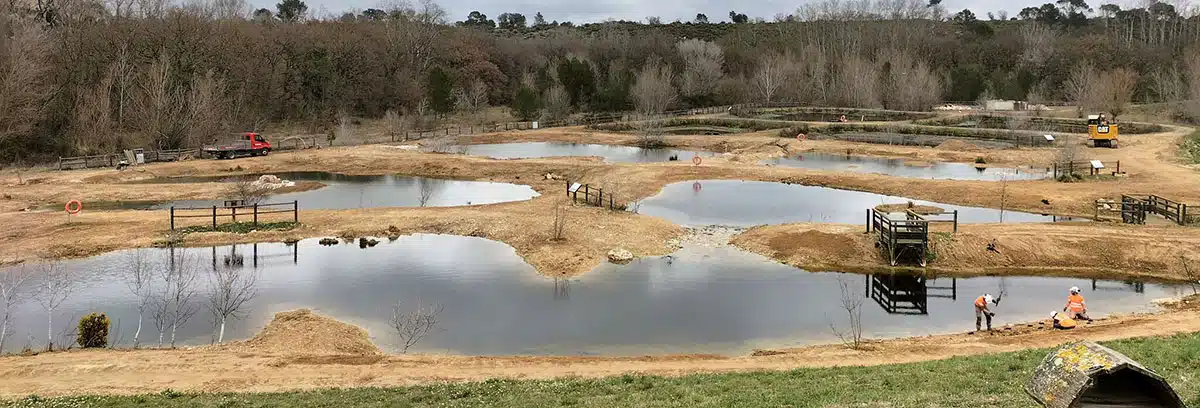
<box><xmin>1052</xmin><ymin>160</ymin><xmax>1121</xmax><ymax>178</ymax></box>
<box><xmin>567</xmin><ymin>182</ymin><xmax>618</xmax><ymax>210</ymax></box>
<box><xmin>170</xmin><ymin>201</ymin><xmax>298</xmax><ymax>230</ymax></box>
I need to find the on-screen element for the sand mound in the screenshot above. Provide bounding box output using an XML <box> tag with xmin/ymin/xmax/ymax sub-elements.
<box><xmin>767</xmin><ymin>230</ymin><xmax>864</xmax><ymax>264</ymax></box>
<box><xmin>233</xmin><ymin>309</ymin><xmax>380</xmax><ymax>355</ymax></box>
<box><xmin>875</xmin><ymin>203</ymin><xmax>946</xmax><ymax>215</ymax></box>
<box><xmin>936</xmin><ymin>139</ymin><xmax>984</xmax><ymax>152</ymax></box>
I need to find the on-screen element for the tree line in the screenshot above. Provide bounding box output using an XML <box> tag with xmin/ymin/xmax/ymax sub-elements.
<box><xmin>4</xmin><ymin>0</ymin><xmax>1200</xmax><ymax>162</ymax></box>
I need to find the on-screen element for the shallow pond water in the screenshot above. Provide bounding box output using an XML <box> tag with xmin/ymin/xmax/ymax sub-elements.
<box><xmin>0</xmin><ymin>235</ymin><xmax>1177</xmax><ymax>356</ymax></box>
<box><xmin>765</xmin><ymin>153</ymin><xmax>1047</xmax><ymax>181</ymax></box>
<box><xmin>460</xmin><ymin>142</ymin><xmax>711</xmax><ymax>163</ymax></box>
<box><xmin>98</xmin><ymin>172</ymin><xmax>539</xmax><ymax>210</ymax></box>
<box><xmin>635</xmin><ymin>180</ymin><xmax>1073</xmax><ymax>227</ymax></box>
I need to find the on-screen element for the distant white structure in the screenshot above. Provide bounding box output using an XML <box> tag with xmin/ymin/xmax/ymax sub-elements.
<box><xmin>983</xmin><ymin>100</ymin><xmax>1030</xmax><ymax>111</ymax></box>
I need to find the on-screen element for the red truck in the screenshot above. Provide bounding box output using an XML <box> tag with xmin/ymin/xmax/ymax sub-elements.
<box><xmin>202</xmin><ymin>132</ymin><xmax>271</xmax><ymax>159</ymax></box>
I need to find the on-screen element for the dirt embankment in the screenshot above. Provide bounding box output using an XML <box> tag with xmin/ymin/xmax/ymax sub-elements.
<box><xmin>733</xmin><ymin>222</ymin><xmax>1200</xmax><ymax>282</ymax></box>
<box><xmin>2</xmin><ymin>303</ymin><xmax>1199</xmax><ymax>398</ymax></box>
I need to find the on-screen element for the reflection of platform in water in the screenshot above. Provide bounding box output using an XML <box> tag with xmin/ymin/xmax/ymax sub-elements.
<box><xmin>554</xmin><ymin>278</ymin><xmax>570</xmax><ymax>300</ymax></box>
<box><xmin>1091</xmin><ymin>279</ymin><xmax>1145</xmax><ymax>293</ymax></box>
<box><xmin>866</xmin><ymin>274</ymin><xmax>957</xmax><ymax>315</ymax></box>
<box><xmin>190</xmin><ymin>243</ymin><xmax>299</xmax><ymax>269</ymax></box>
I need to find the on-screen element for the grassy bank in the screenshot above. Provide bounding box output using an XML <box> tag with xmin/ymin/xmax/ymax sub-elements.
<box><xmin>1181</xmin><ymin>130</ymin><xmax>1200</xmax><ymax>164</ymax></box>
<box><xmin>6</xmin><ymin>334</ymin><xmax>1199</xmax><ymax>408</ymax></box>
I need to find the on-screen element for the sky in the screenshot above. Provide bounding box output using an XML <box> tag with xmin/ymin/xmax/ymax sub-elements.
<box><xmin>286</xmin><ymin>0</ymin><xmax>1059</xmax><ymax>24</ymax></box>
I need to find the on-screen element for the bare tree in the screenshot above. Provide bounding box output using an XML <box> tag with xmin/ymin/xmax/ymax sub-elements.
<box><xmin>837</xmin><ymin>55</ymin><xmax>882</xmax><ymax>109</ymax></box>
<box><xmin>226</xmin><ymin>179</ymin><xmax>271</xmax><ymax>205</ymax></box>
<box><xmin>390</xmin><ymin>301</ymin><xmax>442</xmax><ymax>353</ymax></box>
<box><xmin>71</xmin><ymin>70</ymin><xmax>116</xmax><ymax>155</ymax></box>
<box><xmin>632</xmin><ymin>62</ymin><xmax>676</xmax><ymax>116</ymax></box>
<box><xmin>541</xmin><ymin>85</ymin><xmax>571</xmax><ymax>121</ymax></box>
<box><xmin>878</xmin><ymin>50</ymin><xmax>940</xmax><ymax>111</ymax></box>
<box><xmin>551</xmin><ymin>203</ymin><xmax>567</xmax><ymax>241</ymax></box>
<box><xmin>1099</xmin><ymin>68</ymin><xmax>1139</xmax><ymax>119</ymax></box>
<box><xmin>184</xmin><ymin>69</ymin><xmax>229</xmax><ymax>149</ymax></box>
<box><xmin>124</xmin><ymin>250</ymin><xmax>154</xmax><ymax>348</ymax></box>
<box><xmin>1179</xmin><ymin>255</ymin><xmax>1199</xmax><ymax>295</ymax></box>
<box><xmin>36</xmin><ymin>263</ymin><xmax>73</xmax><ymax>351</ymax></box>
<box><xmin>676</xmin><ymin>39</ymin><xmax>724</xmax><ymax>99</ymax></box>
<box><xmin>1064</xmin><ymin>62</ymin><xmax>1101</xmax><ymax>116</ymax></box>
<box><xmin>828</xmin><ymin>276</ymin><xmax>865</xmax><ymax>350</ymax></box>
<box><xmin>1019</xmin><ymin>23</ymin><xmax>1056</xmax><ymax>69</ymax></box>
<box><xmin>1150</xmin><ymin>68</ymin><xmax>1185</xmax><ymax>103</ymax></box>
<box><xmin>998</xmin><ymin>174</ymin><xmax>1009</xmax><ymax>223</ymax></box>
<box><xmin>0</xmin><ymin>266</ymin><xmax>30</xmax><ymax>354</ymax></box>
<box><xmin>0</xmin><ymin>20</ymin><xmax>52</xmax><ymax>154</ymax></box>
<box><xmin>138</xmin><ymin>49</ymin><xmax>183</xmax><ymax>149</ymax></box>
<box><xmin>752</xmin><ymin>53</ymin><xmax>788</xmax><ymax>104</ymax></box>
<box><xmin>382</xmin><ymin>109</ymin><xmax>407</xmax><ymax>142</ymax></box>
<box><xmin>207</xmin><ymin>264</ymin><xmax>258</xmax><ymax>343</ymax></box>
<box><xmin>1055</xmin><ymin>134</ymin><xmax>1082</xmax><ymax>169</ymax></box>
<box><xmin>454</xmin><ymin>80</ymin><xmax>489</xmax><ymax>114</ymax></box>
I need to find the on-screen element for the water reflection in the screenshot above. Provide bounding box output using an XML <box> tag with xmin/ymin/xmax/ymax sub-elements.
<box><xmin>109</xmin><ymin>172</ymin><xmax>539</xmax><ymax>210</ymax></box>
<box><xmin>766</xmin><ymin>153</ymin><xmax>1047</xmax><ymax>181</ymax></box>
<box><xmin>460</xmin><ymin>142</ymin><xmax>711</xmax><ymax>163</ymax></box>
<box><xmin>637</xmin><ymin>180</ymin><xmax>1066</xmax><ymax>227</ymax></box>
<box><xmin>867</xmin><ymin>274</ymin><xmax>958</xmax><ymax>315</ymax></box>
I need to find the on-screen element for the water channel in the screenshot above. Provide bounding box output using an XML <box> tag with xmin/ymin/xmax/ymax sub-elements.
<box><xmin>82</xmin><ymin>172</ymin><xmax>539</xmax><ymax>210</ymax></box>
<box><xmin>0</xmin><ymin>235</ymin><xmax>1178</xmax><ymax>356</ymax></box>
<box><xmin>460</xmin><ymin>142</ymin><xmax>711</xmax><ymax>163</ymax></box>
<box><xmin>635</xmin><ymin>180</ymin><xmax>1073</xmax><ymax>227</ymax></box>
<box><xmin>765</xmin><ymin>153</ymin><xmax>1047</xmax><ymax>181</ymax></box>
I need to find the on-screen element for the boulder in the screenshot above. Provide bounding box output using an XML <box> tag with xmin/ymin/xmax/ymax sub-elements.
<box><xmin>607</xmin><ymin>248</ymin><xmax>634</xmax><ymax>264</ymax></box>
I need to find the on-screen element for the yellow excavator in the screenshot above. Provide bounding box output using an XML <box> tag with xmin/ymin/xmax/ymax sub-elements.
<box><xmin>1087</xmin><ymin>114</ymin><xmax>1118</xmax><ymax>148</ymax></box>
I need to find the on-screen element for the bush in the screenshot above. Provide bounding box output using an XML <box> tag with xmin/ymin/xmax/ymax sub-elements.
<box><xmin>974</xmin><ymin>157</ymin><xmax>986</xmax><ymax>164</ymax></box>
<box><xmin>77</xmin><ymin>313</ymin><xmax>110</xmax><ymax>348</ymax></box>
<box><xmin>1181</xmin><ymin>130</ymin><xmax>1200</xmax><ymax>164</ymax></box>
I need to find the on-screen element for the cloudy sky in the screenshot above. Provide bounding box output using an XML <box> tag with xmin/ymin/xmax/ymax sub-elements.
<box><xmin>291</xmin><ymin>0</ymin><xmax>1060</xmax><ymax>23</ymax></box>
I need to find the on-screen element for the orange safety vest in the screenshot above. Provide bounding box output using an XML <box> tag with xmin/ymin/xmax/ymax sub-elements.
<box><xmin>975</xmin><ymin>296</ymin><xmax>987</xmax><ymax>308</ymax></box>
<box><xmin>1067</xmin><ymin>294</ymin><xmax>1086</xmax><ymax>312</ymax></box>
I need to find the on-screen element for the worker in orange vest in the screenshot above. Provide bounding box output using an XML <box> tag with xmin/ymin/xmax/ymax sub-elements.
<box><xmin>1063</xmin><ymin>286</ymin><xmax>1093</xmax><ymax>322</ymax></box>
<box><xmin>974</xmin><ymin>293</ymin><xmax>996</xmax><ymax>331</ymax></box>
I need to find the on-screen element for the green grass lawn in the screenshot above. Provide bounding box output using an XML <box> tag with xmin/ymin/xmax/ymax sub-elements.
<box><xmin>6</xmin><ymin>334</ymin><xmax>1200</xmax><ymax>408</ymax></box>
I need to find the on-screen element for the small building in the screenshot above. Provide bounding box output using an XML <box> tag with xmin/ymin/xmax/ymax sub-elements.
<box><xmin>1026</xmin><ymin>341</ymin><xmax>1186</xmax><ymax>408</ymax></box>
<box><xmin>984</xmin><ymin>100</ymin><xmax>1030</xmax><ymax>111</ymax></box>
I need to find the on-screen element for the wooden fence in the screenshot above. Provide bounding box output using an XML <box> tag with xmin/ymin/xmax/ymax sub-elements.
<box><xmin>567</xmin><ymin>182</ymin><xmax>619</xmax><ymax>210</ymax></box>
<box><xmin>867</xmin><ymin>209</ymin><xmax>930</xmax><ymax>267</ymax></box>
<box><xmin>905</xmin><ymin>209</ymin><xmax>959</xmax><ymax>233</ymax></box>
<box><xmin>1052</xmin><ymin>160</ymin><xmax>1121</xmax><ymax>178</ymax></box>
<box><xmin>170</xmin><ymin>201</ymin><xmax>298</xmax><ymax>230</ymax></box>
<box><xmin>1100</xmin><ymin>194</ymin><xmax>1192</xmax><ymax>225</ymax></box>
<box><xmin>58</xmin><ymin>148</ymin><xmax>198</xmax><ymax>170</ymax></box>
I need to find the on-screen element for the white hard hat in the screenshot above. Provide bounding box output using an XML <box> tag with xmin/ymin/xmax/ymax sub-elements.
<box><xmin>1069</xmin><ymin>286</ymin><xmax>1080</xmax><ymax>294</ymax></box>
<box><xmin>984</xmin><ymin>294</ymin><xmax>994</xmax><ymax>303</ymax></box>
<box><xmin>1050</xmin><ymin>311</ymin><xmax>1058</xmax><ymax>318</ymax></box>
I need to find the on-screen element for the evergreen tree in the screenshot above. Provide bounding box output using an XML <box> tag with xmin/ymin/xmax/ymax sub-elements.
<box><xmin>275</xmin><ymin>0</ymin><xmax>307</xmax><ymax>22</ymax></box>
<box><xmin>426</xmin><ymin>67</ymin><xmax>456</xmax><ymax>115</ymax></box>
<box><xmin>511</xmin><ymin>86</ymin><xmax>542</xmax><ymax>120</ymax></box>
<box><xmin>556</xmin><ymin>58</ymin><xmax>596</xmax><ymax>108</ymax></box>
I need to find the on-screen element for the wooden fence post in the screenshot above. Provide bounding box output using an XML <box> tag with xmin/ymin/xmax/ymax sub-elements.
<box><xmin>232</xmin><ymin>205</ymin><xmax>237</xmax><ymax>223</ymax></box>
<box><xmin>170</xmin><ymin>207</ymin><xmax>175</xmax><ymax>230</ymax></box>
<box><xmin>866</xmin><ymin>209</ymin><xmax>871</xmax><ymax>233</ymax></box>
<box><xmin>953</xmin><ymin>210</ymin><xmax>959</xmax><ymax>233</ymax></box>
<box><xmin>293</xmin><ymin>200</ymin><xmax>299</xmax><ymax>223</ymax></box>
<box><xmin>212</xmin><ymin>205</ymin><xmax>217</xmax><ymax>229</ymax></box>
<box><xmin>253</xmin><ymin>203</ymin><xmax>259</xmax><ymax>227</ymax></box>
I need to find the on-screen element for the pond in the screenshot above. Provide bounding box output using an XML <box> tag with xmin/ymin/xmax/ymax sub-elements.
<box><xmin>765</xmin><ymin>153</ymin><xmax>1047</xmax><ymax>181</ymax></box>
<box><xmin>635</xmin><ymin>180</ymin><xmax>1073</xmax><ymax>227</ymax></box>
<box><xmin>96</xmin><ymin>172</ymin><xmax>539</xmax><ymax>210</ymax></box>
<box><xmin>0</xmin><ymin>235</ymin><xmax>1179</xmax><ymax>356</ymax></box>
<box><xmin>460</xmin><ymin>142</ymin><xmax>711</xmax><ymax>163</ymax></box>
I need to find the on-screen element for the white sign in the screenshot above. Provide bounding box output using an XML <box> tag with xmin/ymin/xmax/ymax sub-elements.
<box><xmin>1090</xmin><ymin>160</ymin><xmax>1104</xmax><ymax>169</ymax></box>
<box><xmin>1044</xmin><ymin>134</ymin><xmax>1055</xmax><ymax>142</ymax></box>
<box><xmin>568</xmin><ymin>183</ymin><xmax>582</xmax><ymax>193</ymax></box>
<box><xmin>531</xmin><ymin>121</ymin><xmax>539</xmax><ymax>129</ymax></box>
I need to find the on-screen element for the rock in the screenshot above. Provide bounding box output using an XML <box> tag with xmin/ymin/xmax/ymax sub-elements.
<box><xmin>318</xmin><ymin>238</ymin><xmax>338</xmax><ymax>246</ymax></box>
<box><xmin>607</xmin><ymin>248</ymin><xmax>634</xmax><ymax>264</ymax></box>
<box><xmin>358</xmin><ymin>237</ymin><xmax>379</xmax><ymax>248</ymax></box>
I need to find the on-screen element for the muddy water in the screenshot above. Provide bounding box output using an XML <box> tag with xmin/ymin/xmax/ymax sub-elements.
<box><xmin>460</xmin><ymin>142</ymin><xmax>712</xmax><ymax>163</ymax></box>
<box><xmin>765</xmin><ymin>153</ymin><xmax>1047</xmax><ymax>181</ymax></box>
<box><xmin>100</xmin><ymin>172</ymin><xmax>539</xmax><ymax>210</ymax></box>
<box><xmin>0</xmin><ymin>235</ymin><xmax>1179</xmax><ymax>356</ymax></box>
<box><xmin>636</xmin><ymin>180</ymin><xmax>1072</xmax><ymax>227</ymax></box>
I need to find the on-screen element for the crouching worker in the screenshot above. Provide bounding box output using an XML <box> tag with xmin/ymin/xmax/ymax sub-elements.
<box><xmin>1050</xmin><ymin>311</ymin><xmax>1077</xmax><ymax>329</ymax></box>
<box><xmin>975</xmin><ymin>294</ymin><xmax>997</xmax><ymax>331</ymax></box>
<box><xmin>1064</xmin><ymin>286</ymin><xmax>1093</xmax><ymax>322</ymax></box>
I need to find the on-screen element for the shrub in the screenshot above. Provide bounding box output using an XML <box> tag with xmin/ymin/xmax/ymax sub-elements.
<box><xmin>975</xmin><ymin>157</ymin><xmax>986</xmax><ymax>164</ymax></box>
<box><xmin>77</xmin><ymin>313</ymin><xmax>110</xmax><ymax>348</ymax></box>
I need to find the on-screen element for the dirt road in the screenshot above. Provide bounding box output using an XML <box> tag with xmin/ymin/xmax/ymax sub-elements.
<box><xmin>1</xmin><ymin>304</ymin><xmax>1196</xmax><ymax>398</ymax></box>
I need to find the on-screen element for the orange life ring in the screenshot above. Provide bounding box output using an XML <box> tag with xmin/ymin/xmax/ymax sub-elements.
<box><xmin>692</xmin><ymin>156</ymin><xmax>702</xmax><ymax>165</ymax></box>
<box><xmin>65</xmin><ymin>200</ymin><xmax>83</xmax><ymax>214</ymax></box>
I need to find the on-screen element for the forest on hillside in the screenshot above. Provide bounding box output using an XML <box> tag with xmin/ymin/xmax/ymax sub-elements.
<box><xmin>3</xmin><ymin>0</ymin><xmax>1200</xmax><ymax>161</ymax></box>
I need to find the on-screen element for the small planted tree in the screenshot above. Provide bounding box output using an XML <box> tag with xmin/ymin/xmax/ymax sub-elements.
<box><xmin>76</xmin><ymin>313</ymin><xmax>110</xmax><ymax>348</ymax></box>
<box><xmin>551</xmin><ymin>203</ymin><xmax>567</xmax><ymax>241</ymax></box>
<box><xmin>0</xmin><ymin>266</ymin><xmax>30</xmax><ymax>354</ymax></box>
<box><xmin>829</xmin><ymin>276</ymin><xmax>866</xmax><ymax>350</ymax></box>
<box><xmin>207</xmin><ymin>265</ymin><xmax>258</xmax><ymax>343</ymax></box>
